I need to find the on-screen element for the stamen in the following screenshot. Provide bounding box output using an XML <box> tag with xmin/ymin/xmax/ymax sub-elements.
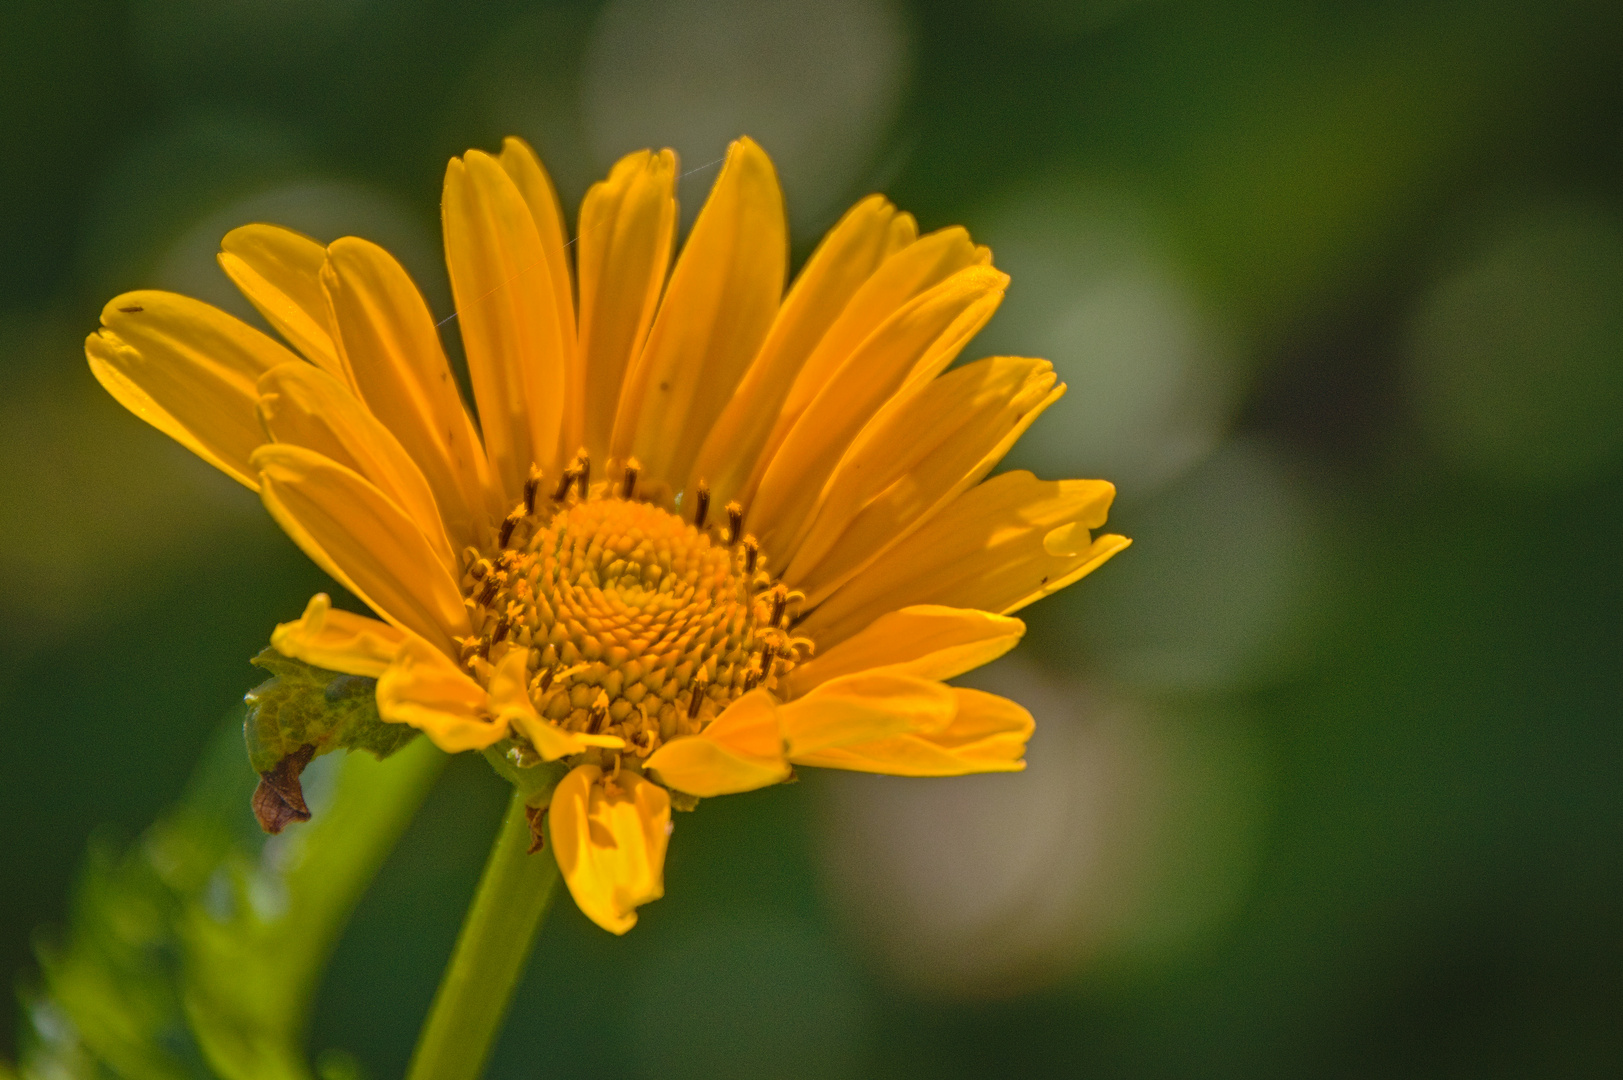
<box><xmin>468</xmin><ymin>558</ymin><xmax>491</xmax><ymax>581</ymax></box>
<box><xmin>498</xmin><ymin>510</ymin><xmax>522</xmax><ymax>548</ymax></box>
<box><xmin>687</xmin><ymin>675</ymin><xmax>709</xmax><ymax>719</ymax></box>
<box><xmin>770</xmin><ymin>586</ymin><xmax>789</xmax><ymax>627</ymax></box>
<box><xmin>586</xmin><ymin>690</ymin><xmax>610</xmax><ymax>734</ymax></box>
<box><xmin>575</xmin><ymin>452</ymin><xmax>590</xmax><ymax>498</ymax></box>
<box><xmin>491</xmin><ymin>616</ymin><xmax>511</xmax><ymax>644</ymax></box>
<box><xmin>742</xmin><ymin>536</ymin><xmax>759</xmax><ymax>575</ymax></box>
<box><xmin>552</xmin><ymin>468</ymin><xmax>575</xmax><ymax>502</ymax></box>
<box><xmin>476</xmin><ymin>576</ymin><xmax>500</xmax><ymax>607</ymax></box>
<box><xmin>523</xmin><ymin>465</ymin><xmax>542</xmax><ymax>514</ymax></box>
<box><xmin>621</xmin><ymin>458</ymin><xmax>640</xmax><ymax>499</ymax></box>
<box><xmin>693</xmin><ymin>482</ymin><xmax>711</xmax><ymax>528</ymax></box>
<box><xmin>726</xmin><ymin>501</ymin><xmax>744</xmax><ymax>546</ymax></box>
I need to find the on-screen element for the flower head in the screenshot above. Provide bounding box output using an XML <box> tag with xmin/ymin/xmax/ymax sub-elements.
<box><xmin>87</xmin><ymin>136</ymin><xmax>1128</xmax><ymax>934</ymax></box>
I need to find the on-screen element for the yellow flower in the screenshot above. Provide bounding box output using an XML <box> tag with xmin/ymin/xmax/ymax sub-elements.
<box><xmin>86</xmin><ymin>136</ymin><xmax>1129</xmax><ymax>934</ymax></box>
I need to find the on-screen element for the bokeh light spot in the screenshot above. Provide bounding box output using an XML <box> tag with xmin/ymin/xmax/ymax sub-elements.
<box><xmin>1407</xmin><ymin>201</ymin><xmax>1623</xmax><ymax>488</ymax></box>
<box><xmin>582</xmin><ymin>0</ymin><xmax>913</xmax><ymax>236</ymax></box>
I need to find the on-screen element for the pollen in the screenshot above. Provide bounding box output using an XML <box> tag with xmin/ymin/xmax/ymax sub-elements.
<box><xmin>457</xmin><ymin>461</ymin><xmax>810</xmax><ymax>762</ymax></box>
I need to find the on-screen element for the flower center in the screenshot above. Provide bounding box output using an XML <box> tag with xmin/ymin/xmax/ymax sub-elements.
<box><xmin>455</xmin><ymin>460</ymin><xmax>809</xmax><ymax>763</ymax></box>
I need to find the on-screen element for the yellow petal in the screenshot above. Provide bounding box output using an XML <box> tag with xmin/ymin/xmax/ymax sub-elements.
<box><xmin>576</xmin><ymin>149</ymin><xmax>677</xmax><ymax>466</ymax></box>
<box><xmin>790</xmin><ymin>688</ymin><xmax>1033</xmax><ymax>776</ymax></box>
<box><xmin>443</xmin><ymin>149</ymin><xmax>570</xmax><ymax>501</ymax></box>
<box><xmin>217</xmin><ymin>224</ymin><xmax>345</xmax><ymax>381</ymax></box>
<box><xmin>749</xmin><ymin>265</ymin><xmax>1008</xmax><ymax>556</ymax></box>
<box><xmin>270</xmin><ymin>592</ymin><xmax>406</xmax><ymax>678</ymax></box>
<box><xmin>799</xmin><ymin>471</ymin><xmax>1128</xmax><ymax>648</ymax></box>
<box><xmin>322</xmin><ymin>236</ymin><xmax>495</xmax><ymax>547</ymax></box>
<box><xmin>549</xmin><ymin>765</ymin><xmax>671</xmax><ymax>935</ymax></box>
<box><xmin>256</xmin><ymin>361</ymin><xmax>456</xmax><ymax>572</ymax></box>
<box><xmin>252</xmin><ymin>444</ymin><xmax>471</xmax><ymax>653</ymax></box>
<box><xmin>784</xmin><ymin>605</ymin><xmax>1025</xmax><ymax>697</ymax></box>
<box><xmin>777</xmin><ymin>670</ymin><xmax>957</xmax><ymax>757</ymax></box>
<box><xmin>611</xmin><ymin>137</ymin><xmax>786</xmax><ymax>490</ymax></box>
<box><xmin>486</xmin><ymin>650</ymin><xmax>625</xmax><ymax>760</ymax></box>
<box><xmin>498</xmin><ymin>136</ymin><xmax>581</xmax><ymax>456</ymax></box>
<box><xmin>734</xmin><ymin>224</ymin><xmax>982</xmax><ymax>507</ymax></box>
<box><xmin>686</xmin><ymin>194</ymin><xmax>907</xmax><ymax>506</ymax></box>
<box><xmin>85</xmin><ymin>291</ymin><xmax>297</xmax><ymax>489</ymax></box>
<box><xmin>643</xmin><ymin>690</ymin><xmax>790</xmax><ymax>797</ymax></box>
<box><xmin>786</xmin><ymin>356</ymin><xmax>1063</xmax><ymax>603</ymax></box>
<box><xmin>376</xmin><ymin>634</ymin><xmax>504</xmax><ymax>752</ymax></box>
<box><xmin>779</xmin><ymin>226</ymin><xmax>987</xmax><ymax>425</ymax></box>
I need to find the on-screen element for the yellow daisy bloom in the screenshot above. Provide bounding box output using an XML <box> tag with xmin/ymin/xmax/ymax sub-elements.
<box><xmin>86</xmin><ymin>136</ymin><xmax>1128</xmax><ymax>935</ymax></box>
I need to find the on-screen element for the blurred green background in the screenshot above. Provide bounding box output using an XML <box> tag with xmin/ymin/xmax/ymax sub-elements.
<box><xmin>3</xmin><ymin>0</ymin><xmax>1620</xmax><ymax>1077</ymax></box>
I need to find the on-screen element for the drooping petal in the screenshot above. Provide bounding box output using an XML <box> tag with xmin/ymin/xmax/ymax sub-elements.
<box><xmin>322</xmin><ymin>236</ymin><xmax>495</xmax><ymax>547</ymax></box>
<box><xmin>786</xmin><ymin>356</ymin><xmax>1063</xmax><ymax>603</ymax></box>
<box><xmin>789</xmin><ymin>688</ymin><xmax>1033</xmax><ymax>776</ymax></box>
<box><xmin>269</xmin><ymin>592</ymin><xmax>406</xmax><ymax>678</ymax></box>
<box><xmin>85</xmin><ymin>291</ymin><xmax>298</xmax><ymax>489</ymax></box>
<box><xmin>777</xmin><ymin>670</ymin><xmax>957</xmax><ymax>758</ymax></box>
<box><xmin>549</xmin><ymin>765</ymin><xmax>671</xmax><ymax>935</ymax></box>
<box><xmin>749</xmin><ymin>265</ymin><xmax>1008</xmax><ymax>556</ymax></box>
<box><xmin>784</xmin><ymin>606</ymin><xmax>1025</xmax><ymax>697</ymax></box>
<box><xmin>498</xmin><ymin>136</ymin><xmax>580</xmax><ymax>456</ymax></box>
<box><xmin>376</xmin><ymin>634</ymin><xmax>504</xmax><ymax>751</ymax></box>
<box><xmin>576</xmin><ymin>149</ymin><xmax>677</xmax><ymax>467</ymax></box>
<box><xmin>643</xmin><ymin>690</ymin><xmax>790</xmax><ymax>797</ymax></box>
<box><xmin>611</xmin><ymin>137</ymin><xmax>786</xmax><ymax>491</ymax></box>
<box><xmin>252</xmin><ymin>444</ymin><xmax>471</xmax><ymax>653</ymax></box>
<box><xmin>256</xmin><ymin>361</ymin><xmax>456</xmax><ymax>571</ymax></box>
<box><xmin>799</xmin><ymin>471</ymin><xmax>1127</xmax><ymax>648</ymax></box>
<box><xmin>443</xmin><ymin>149</ymin><xmax>570</xmax><ymax>500</ymax></box>
<box><xmin>686</xmin><ymin>194</ymin><xmax>909</xmax><ymax>506</ymax></box>
<box><xmin>487</xmin><ymin>650</ymin><xmax>625</xmax><ymax>760</ymax></box>
<box><xmin>218</xmin><ymin>224</ymin><xmax>345</xmax><ymax>381</ymax></box>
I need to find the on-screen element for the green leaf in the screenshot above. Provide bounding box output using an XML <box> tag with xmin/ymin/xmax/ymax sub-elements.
<box><xmin>19</xmin><ymin>712</ymin><xmax>445</xmax><ymax>1080</ymax></box>
<box><xmin>243</xmin><ymin>649</ymin><xmax>419</xmax><ymax>834</ymax></box>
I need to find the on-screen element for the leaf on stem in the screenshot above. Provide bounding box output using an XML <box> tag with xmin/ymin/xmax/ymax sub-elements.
<box><xmin>244</xmin><ymin>649</ymin><xmax>419</xmax><ymax>833</ymax></box>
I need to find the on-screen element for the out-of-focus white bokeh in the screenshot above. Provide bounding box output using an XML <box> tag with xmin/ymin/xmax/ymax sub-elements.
<box><xmin>975</xmin><ymin>184</ymin><xmax>1240</xmax><ymax>496</ymax></box>
<box><xmin>1406</xmin><ymin>200</ymin><xmax>1623</xmax><ymax>489</ymax></box>
<box><xmin>815</xmin><ymin>657</ymin><xmax>1270</xmax><ymax>998</ymax></box>
<box><xmin>1077</xmin><ymin>438</ymin><xmax>1327</xmax><ymax>693</ymax></box>
<box><xmin>582</xmin><ymin>0</ymin><xmax>913</xmax><ymax>236</ymax></box>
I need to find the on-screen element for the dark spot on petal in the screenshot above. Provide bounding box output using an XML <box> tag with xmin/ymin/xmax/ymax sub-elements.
<box><xmin>118</xmin><ymin>305</ymin><xmax>143</xmax><ymax>313</ymax></box>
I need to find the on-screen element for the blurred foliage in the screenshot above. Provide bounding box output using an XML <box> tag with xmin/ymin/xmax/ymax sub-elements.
<box><xmin>18</xmin><ymin>725</ymin><xmax>443</xmax><ymax>1080</ymax></box>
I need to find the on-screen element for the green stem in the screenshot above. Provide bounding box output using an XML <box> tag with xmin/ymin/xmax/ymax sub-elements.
<box><xmin>405</xmin><ymin>787</ymin><xmax>560</xmax><ymax>1080</ymax></box>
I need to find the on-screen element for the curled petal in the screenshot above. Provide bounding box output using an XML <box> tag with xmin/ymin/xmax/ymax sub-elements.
<box><xmin>644</xmin><ymin>690</ymin><xmax>790</xmax><ymax>797</ymax></box>
<box><xmin>85</xmin><ymin>291</ymin><xmax>295</xmax><ymax>489</ymax></box>
<box><xmin>376</xmin><ymin>636</ymin><xmax>504</xmax><ymax>752</ymax></box>
<box><xmin>269</xmin><ymin>593</ymin><xmax>405</xmax><ymax>678</ymax></box>
<box><xmin>487</xmin><ymin>650</ymin><xmax>625</xmax><ymax>760</ymax></box>
<box><xmin>549</xmin><ymin>765</ymin><xmax>671</xmax><ymax>935</ymax></box>
<box><xmin>790</xmin><ymin>688</ymin><xmax>1033</xmax><ymax>776</ymax></box>
<box><xmin>218</xmin><ymin>224</ymin><xmax>343</xmax><ymax>379</ymax></box>
<box><xmin>777</xmin><ymin>670</ymin><xmax>957</xmax><ymax>757</ymax></box>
